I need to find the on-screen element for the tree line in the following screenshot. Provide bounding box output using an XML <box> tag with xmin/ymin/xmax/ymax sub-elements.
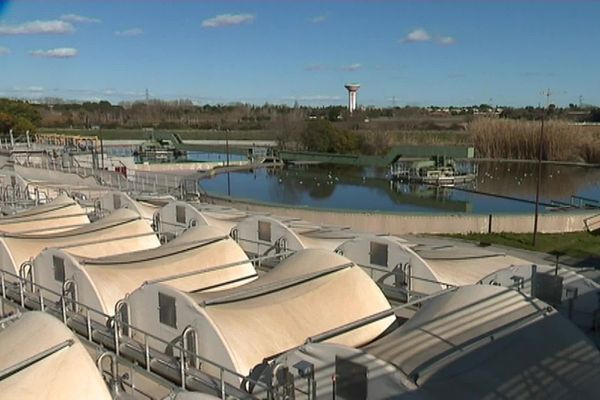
<box><xmin>1</xmin><ymin>97</ymin><xmax>599</xmax><ymax>138</ymax></box>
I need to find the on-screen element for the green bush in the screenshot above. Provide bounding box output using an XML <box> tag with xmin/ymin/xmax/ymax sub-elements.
<box><xmin>300</xmin><ymin>120</ymin><xmax>362</xmax><ymax>153</ymax></box>
<box><xmin>0</xmin><ymin>99</ymin><xmax>40</xmax><ymax>134</ymax></box>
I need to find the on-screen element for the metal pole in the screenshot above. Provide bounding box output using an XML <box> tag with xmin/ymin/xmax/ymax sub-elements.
<box><xmin>532</xmin><ymin>108</ymin><xmax>545</xmax><ymax>246</ymax></box>
<box><xmin>226</xmin><ymin>129</ymin><xmax>231</xmax><ymax>196</ymax></box>
<box><xmin>100</xmin><ymin>133</ymin><xmax>105</xmax><ymax>170</ymax></box>
<box><xmin>220</xmin><ymin>369</ymin><xmax>226</xmax><ymax>400</ymax></box>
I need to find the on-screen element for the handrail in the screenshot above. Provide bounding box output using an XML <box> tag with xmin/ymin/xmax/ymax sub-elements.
<box><xmin>0</xmin><ymin>312</ymin><xmax>21</xmax><ymax>326</ymax></box>
<box><xmin>572</xmin><ymin>194</ymin><xmax>600</xmax><ymax>206</ymax></box>
<box><xmin>0</xmin><ymin>268</ymin><xmax>273</xmax><ymax>398</ymax></box>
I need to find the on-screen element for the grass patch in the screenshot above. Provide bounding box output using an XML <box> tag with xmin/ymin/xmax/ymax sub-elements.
<box><xmin>447</xmin><ymin>231</ymin><xmax>600</xmax><ymax>261</ymax></box>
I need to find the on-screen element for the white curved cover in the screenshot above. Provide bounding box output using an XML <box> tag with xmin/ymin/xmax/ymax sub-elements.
<box><xmin>0</xmin><ymin>193</ymin><xmax>89</xmax><ymax>234</ymax></box>
<box><xmin>0</xmin><ymin>312</ymin><xmax>111</xmax><ymax>400</ymax></box>
<box><xmin>34</xmin><ymin>225</ymin><xmax>255</xmax><ymax>314</ymax></box>
<box><xmin>415</xmin><ymin>246</ymin><xmax>527</xmax><ymax>286</ymax></box>
<box><xmin>98</xmin><ymin>191</ymin><xmax>159</xmax><ymax>222</ymax></box>
<box><xmin>363</xmin><ymin>285</ymin><xmax>600</xmax><ymax>398</ymax></box>
<box><xmin>236</xmin><ymin>216</ymin><xmax>355</xmax><ymax>254</ymax></box>
<box><xmin>156</xmin><ymin>201</ymin><xmax>210</xmax><ymax>237</ymax></box>
<box><xmin>187</xmin><ymin>249</ymin><xmax>395</xmax><ymax>376</ymax></box>
<box><xmin>336</xmin><ymin>235</ymin><xmax>446</xmax><ymax>295</ymax></box>
<box><xmin>157</xmin><ymin>201</ymin><xmax>250</xmax><ymax>235</ymax></box>
<box><xmin>0</xmin><ymin>208</ymin><xmax>160</xmax><ymax>274</ymax></box>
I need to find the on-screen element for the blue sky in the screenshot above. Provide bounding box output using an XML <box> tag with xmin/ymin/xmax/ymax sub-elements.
<box><xmin>0</xmin><ymin>0</ymin><xmax>599</xmax><ymax>107</ymax></box>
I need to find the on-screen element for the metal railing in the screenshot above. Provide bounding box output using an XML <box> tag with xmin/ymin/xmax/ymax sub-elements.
<box><xmin>13</xmin><ymin>153</ymin><xmax>194</xmax><ymax>199</ymax></box>
<box><xmin>0</xmin><ymin>268</ymin><xmax>277</xmax><ymax>399</ymax></box>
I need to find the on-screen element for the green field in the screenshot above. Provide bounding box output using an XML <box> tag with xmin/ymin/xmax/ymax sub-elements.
<box><xmin>447</xmin><ymin>231</ymin><xmax>600</xmax><ymax>264</ymax></box>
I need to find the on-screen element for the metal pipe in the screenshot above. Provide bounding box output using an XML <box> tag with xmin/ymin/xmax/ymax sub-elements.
<box><xmin>202</xmin><ymin>262</ymin><xmax>353</xmax><ymax>307</ymax></box>
<box><xmin>57</xmin><ymin>230</ymin><xmax>159</xmax><ymax>250</ymax></box>
<box><xmin>306</xmin><ymin>287</ymin><xmax>457</xmax><ymax>344</ymax></box>
<box><xmin>181</xmin><ymin>325</ymin><xmax>199</xmax><ymax>369</ymax></box>
<box><xmin>145</xmin><ymin>250</ymin><xmax>295</xmax><ymax>285</ymax></box>
<box><xmin>114</xmin><ymin>317</ymin><xmax>121</xmax><ymax>357</ymax></box>
<box><xmin>220</xmin><ymin>368</ymin><xmax>226</xmax><ymax>400</ymax></box>
<box><xmin>530</xmin><ymin>264</ymin><xmax>538</xmax><ymax>298</ymax></box>
<box><xmin>179</xmin><ymin>347</ymin><xmax>186</xmax><ymax>390</ymax></box>
<box><xmin>86</xmin><ymin>309</ymin><xmax>92</xmax><ymax>341</ymax></box>
<box><xmin>0</xmin><ymin>211</ymin><xmax>89</xmax><ymax>227</ymax></box>
<box><xmin>144</xmin><ymin>335</ymin><xmax>150</xmax><ymax>372</ymax></box>
<box><xmin>18</xmin><ymin>279</ymin><xmax>24</xmax><ymax>307</ymax></box>
<box><xmin>61</xmin><ymin>294</ymin><xmax>67</xmax><ymax>324</ymax></box>
<box><xmin>1</xmin><ymin>272</ymin><xmax>6</xmax><ymax>300</ymax></box>
<box><xmin>39</xmin><ymin>288</ymin><xmax>45</xmax><ymax>312</ymax></box>
<box><xmin>0</xmin><ymin>312</ymin><xmax>20</xmax><ymax>326</ymax></box>
<box><xmin>0</xmin><ymin>339</ymin><xmax>74</xmax><ymax>380</ymax></box>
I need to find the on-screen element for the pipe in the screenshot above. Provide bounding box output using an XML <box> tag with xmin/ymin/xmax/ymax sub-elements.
<box><xmin>145</xmin><ymin>250</ymin><xmax>295</xmax><ymax>285</ymax></box>
<box><xmin>202</xmin><ymin>262</ymin><xmax>353</xmax><ymax>307</ymax></box>
<box><xmin>306</xmin><ymin>287</ymin><xmax>458</xmax><ymax>344</ymax></box>
<box><xmin>0</xmin><ymin>339</ymin><xmax>74</xmax><ymax>380</ymax></box>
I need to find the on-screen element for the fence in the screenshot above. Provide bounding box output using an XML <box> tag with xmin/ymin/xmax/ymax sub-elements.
<box><xmin>12</xmin><ymin>153</ymin><xmax>203</xmax><ymax>200</ymax></box>
<box><xmin>0</xmin><ymin>268</ymin><xmax>276</xmax><ymax>399</ymax></box>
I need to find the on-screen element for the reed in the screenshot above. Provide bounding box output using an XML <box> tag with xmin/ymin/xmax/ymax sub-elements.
<box><xmin>468</xmin><ymin>118</ymin><xmax>600</xmax><ymax>163</ymax></box>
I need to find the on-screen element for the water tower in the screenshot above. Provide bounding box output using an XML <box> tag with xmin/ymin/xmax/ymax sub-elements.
<box><xmin>344</xmin><ymin>83</ymin><xmax>360</xmax><ymax>114</ymax></box>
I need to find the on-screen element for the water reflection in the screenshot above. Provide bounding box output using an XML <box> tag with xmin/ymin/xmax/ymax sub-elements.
<box><xmin>475</xmin><ymin>162</ymin><xmax>600</xmax><ymax>202</ymax></box>
<box><xmin>200</xmin><ymin>162</ymin><xmax>600</xmax><ymax>214</ymax></box>
<box><xmin>188</xmin><ymin>151</ymin><xmax>247</xmax><ymax>162</ymax></box>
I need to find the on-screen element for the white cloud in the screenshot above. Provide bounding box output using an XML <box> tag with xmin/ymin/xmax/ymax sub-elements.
<box><xmin>115</xmin><ymin>28</ymin><xmax>143</xmax><ymax>37</ymax></box>
<box><xmin>304</xmin><ymin>64</ymin><xmax>327</xmax><ymax>72</ymax></box>
<box><xmin>438</xmin><ymin>36</ymin><xmax>456</xmax><ymax>45</ymax></box>
<box><xmin>0</xmin><ymin>20</ymin><xmax>74</xmax><ymax>35</ymax></box>
<box><xmin>0</xmin><ymin>46</ymin><xmax>10</xmax><ymax>56</ymax></box>
<box><xmin>310</xmin><ymin>15</ymin><xmax>327</xmax><ymax>23</ymax></box>
<box><xmin>402</xmin><ymin>28</ymin><xmax>431</xmax><ymax>43</ymax></box>
<box><xmin>60</xmin><ymin>14</ymin><xmax>101</xmax><ymax>24</ymax></box>
<box><xmin>340</xmin><ymin>63</ymin><xmax>362</xmax><ymax>72</ymax></box>
<box><xmin>201</xmin><ymin>13</ymin><xmax>255</xmax><ymax>28</ymax></box>
<box><xmin>29</xmin><ymin>47</ymin><xmax>78</xmax><ymax>58</ymax></box>
<box><xmin>401</xmin><ymin>29</ymin><xmax>457</xmax><ymax>45</ymax></box>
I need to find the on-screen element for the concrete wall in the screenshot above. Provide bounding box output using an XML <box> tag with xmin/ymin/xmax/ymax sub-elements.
<box><xmin>133</xmin><ymin>160</ymin><xmax>248</xmax><ymax>172</ymax></box>
<box><xmin>206</xmin><ymin>195</ymin><xmax>597</xmax><ymax>235</ymax></box>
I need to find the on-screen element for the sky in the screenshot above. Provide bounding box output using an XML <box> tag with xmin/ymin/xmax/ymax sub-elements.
<box><xmin>0</xmin><ymin>0</ymin><xmax>599</xmax><ymax>107</ymax></box>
